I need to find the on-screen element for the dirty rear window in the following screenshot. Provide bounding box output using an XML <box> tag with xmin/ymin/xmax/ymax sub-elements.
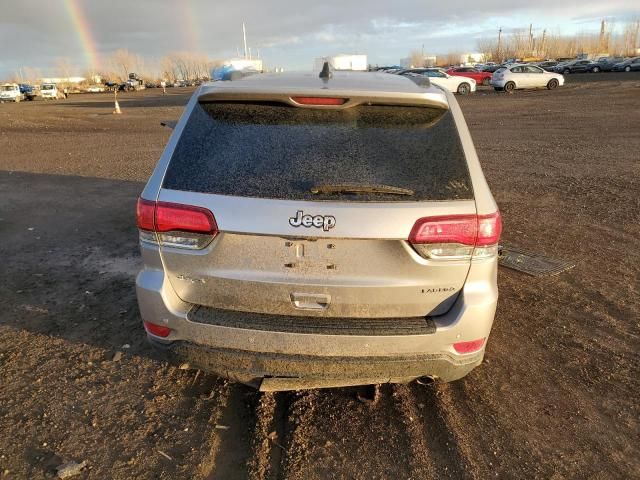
<box><xmin>163</xmin><ymin>102</ymin><xmax>473</xmax><ymax>201</ymax></box>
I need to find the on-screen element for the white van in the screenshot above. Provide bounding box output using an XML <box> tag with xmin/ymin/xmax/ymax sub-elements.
<box><xmin>0</xmin><ymin>83</ymin><xmax>24</xmax><ymax>102</ymax></box>
<box><xmin>40</xmin><ymin>83</ymin><xmax>62</xmax><ymax>100</ymax></box>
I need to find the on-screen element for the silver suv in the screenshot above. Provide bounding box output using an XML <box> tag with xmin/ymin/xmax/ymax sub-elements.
<box><xmin>136</xmin><ymin>70</ymin><xmax>501</xmax><ymax>391</ymax></box>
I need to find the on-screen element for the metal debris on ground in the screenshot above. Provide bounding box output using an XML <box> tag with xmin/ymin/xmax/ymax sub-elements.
<box><xmin>157</xmin><ymin>450</ymin><xmax>173</xmax><ymax>461</ymax></box>
<box><xmin>498</xmin><ymin>245</ymin><xmax>576</xmax><ymax>277</ymax></box>
<box><xmin>56</xmin><ymin>460</ymin><xmax>88</xmax><ymax>478</ymax></box>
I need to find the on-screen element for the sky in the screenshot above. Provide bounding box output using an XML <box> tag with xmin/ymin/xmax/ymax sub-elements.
<box><xmin>0</xmin><ymin>0</ymin><xmax>638</xmax><ymax>78</ymax></box>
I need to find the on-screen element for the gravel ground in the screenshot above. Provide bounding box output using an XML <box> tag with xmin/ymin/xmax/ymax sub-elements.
<box><xmin>0</xmin><ymin>73</ymin><xmax>638</xmax><ymax>479</ymax></box>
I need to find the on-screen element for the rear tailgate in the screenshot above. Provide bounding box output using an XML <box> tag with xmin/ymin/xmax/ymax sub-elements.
<box><xmin>156</xmin><ymin>99</ymin><xmax>476</xmax><ymax>318</ymax></box>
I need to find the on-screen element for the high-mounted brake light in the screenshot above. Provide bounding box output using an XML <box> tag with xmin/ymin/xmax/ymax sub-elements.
<box><xmin>291</xmin><ymin>97</ymin><xmax>347</xmax><ymax>106</ymax></box>
<box><xmin>409</xmin><ymin>212</ymin><xmax>501</xmax><ymax>260</ymax></box>
<box><xmin>136</xmin><ymin>198</ymin><xmax>218</xmax><ymax>249</ymax></box>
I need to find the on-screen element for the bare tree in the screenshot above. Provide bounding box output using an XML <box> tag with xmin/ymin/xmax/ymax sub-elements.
<box><xmin>108</xmin><ymin>49</ymin><xmax>136</xmax><ymax>81</ymax></box>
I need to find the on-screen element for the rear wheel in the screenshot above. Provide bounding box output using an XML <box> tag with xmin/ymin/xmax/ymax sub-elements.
<box><xmin>504</xmin><ymin>81</ymin><xmax>515</xmax><ymax>93</ymax></box>
<box><xmin>563</xmin><ymin>68</ymin><xmax>570</xmax><ymax>75</ymax></box>
<box><xmin>547</xmin><ymin>79</ymin><xmax>559</xmax><ymax>90</ymax></box>
<box><xmin>625</xmin><ymin>66</ymin><xmax>631</xmax><ymax>72</ymax></box>
<box><xmin>592</xmin><ymin>66</ymin><xmax>600</xmax><ymax>73</ymax></box>
<box><xmin>482</xmin><ymin>78</ymin><xmax>490</xmax><ymax>86</ymax></box>
<box><xmin>457</xmin><ymin>82</ymin><xmax>471</xmax><ymax>95</ymax></box>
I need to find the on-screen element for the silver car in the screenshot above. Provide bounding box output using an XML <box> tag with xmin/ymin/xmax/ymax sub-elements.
<box><xmin>136</xmin><ymin>70</ymin><xmax>502</xmax><ymax>391</ymax></box>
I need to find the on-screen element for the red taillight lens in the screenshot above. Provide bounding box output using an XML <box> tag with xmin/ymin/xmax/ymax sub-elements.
<box><xmin>291</xmin><ymin>97</ymin><xmax>347</xmax><ymax>105</ymax></box>
<box><xmin>136</xmin><ymin>198</ymin><xmax>218</xmax><ymax>249</ymax></box>
<box><xmin>477</xmin><ymin>211</ymin><xmax>502</xmax><ymax>246</ymax></box>
<box><xmin>155</xmin><ymin>202</ymin><xmax>216</xmax><ymax>234</ymax></box>
<box><xmin>453</xmin><ymin>338</ymin><xmax>486</xmax><ymax>354</ymax></box>
<box><xmin>409</xmin><ymin>214</ymin><xmax>478</xmax><ymax>245</ymax></box>
<box><xmin>143</xmin><ymin>321</ymin><xmax>171</xmax><ymax>338</ymax></box>
<box><xmin>409</xmin><ymin>212</ymin><xmax>501</xmax><ymax>259</ymax></box>
<box><xmin>136</xmin><ymin>198</ymin><xmax>155</xmax><ymax>231</ymax></box>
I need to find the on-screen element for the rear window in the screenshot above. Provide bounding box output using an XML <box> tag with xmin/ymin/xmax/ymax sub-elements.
<box><xmin>163</xmin><ymin>102</ymin><xmax>473</xmax><ymax>201</ymax></box>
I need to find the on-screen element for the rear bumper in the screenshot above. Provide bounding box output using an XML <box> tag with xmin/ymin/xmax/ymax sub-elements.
<box><xmin>136</xmin><ymin>245</ymin><xmax>498</xmax><ymax>390</ymax></box>
<box><xmin>150</xmin><ymin>338</ymin><xmax>483</xmax><ymax>391</ymax></box>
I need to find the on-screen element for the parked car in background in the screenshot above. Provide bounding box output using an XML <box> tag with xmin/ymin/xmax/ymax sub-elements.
<box><xmin>446</xmin><ymin>67</ymin><xmax>493</xmax><ymax>86</ymax></box>
<box><xmin>534</xmin><ymin>61</ymin><xmax>559</xmax><ymax>71</ymax></box>
<box><xmin>40</xmin><ymin>83</ymin><xmax>63</xmax><ymax>100</ymax></box>
<box><xmin>587</xmin><ymin>57</ymin><xmax>626</xmax><ymax>72</ymax></box>
<box><xmin>19</xmin><ymin>83</ymin><xmax>38</xmax><ymax>100</ymax></box>
<box><xmin>553</xmin><ymin>59</ymin><xmax>592</xmax><ymax>74</ymax></box>
<box><xmin>481</xmin><ymin>64</ymin><xmax>503</xmax><ymax>73</ymax></box>
<box><xmin>86</xmin><ymin>85</ymin><xmax>105</xmax><ymax>93</ymax></box>
<box><xmin>612</xmin><ymin>57</ymin><xmax>640</xmax><ymax>72</ymax></box>
<box><xmin>0</xmin><ymin>83</ymin><xmax>25</xmax><ymax>102</ymax></box>
<box><xmin>491</xmin><ymin>64</ymin><xmax>564</xmax><ymax>92</ymax></box>
<box><xmin>401</xmin><ymin>68</ymin><xmax>477</xmax><ymax>94</ymax></box>
<box><xmin>135</xmin><ymin>70</ymin><xmax>501</xmax><ymax>390</ymax></box>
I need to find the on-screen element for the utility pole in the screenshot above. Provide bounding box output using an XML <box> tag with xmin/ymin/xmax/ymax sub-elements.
<box><xmin>497</xmin><ymin>27</ymin><xmax>502</xmax><ymax>62</ymax></box>
<box><xmin>541</xmin><ymin>29</ymin><xmax>547</xmax><ymax>57</ymax></box>
<box><xmin>242</xmin><ymin>22</ymin><xmax>248</xmax><ymax>59</ymax></box>
<box><xmin>529</xmin><ymin>24</ymin><xmax>533</xmax><ymax>56</ymax></box>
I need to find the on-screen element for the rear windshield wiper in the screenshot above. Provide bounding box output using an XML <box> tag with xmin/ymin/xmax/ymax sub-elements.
<box><xmin>310</xmin><ymin>183</ymin><xmax>414</xmax><ymax>196</ymax></box>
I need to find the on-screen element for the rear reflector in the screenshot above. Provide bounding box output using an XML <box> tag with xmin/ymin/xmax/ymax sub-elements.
<box><xmin>291</xmin><ymin>97</ymin><xmax>347</xmax><ymax>106</ymax></box>
<box><xmin>143</xmin><ymin>321</ymin><xmax>171</xmax><ymax>338</ymax></box>
<box><xmin>453</xmin><ymin>338</ymin><xmax>486</xmax><ymax>354</ymax></box>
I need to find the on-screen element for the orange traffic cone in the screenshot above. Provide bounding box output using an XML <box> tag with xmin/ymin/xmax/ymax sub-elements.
<box><xmin>113</xmin><ymin>99</ymin><xmax>122</xmax><ymax>114</ymax></box>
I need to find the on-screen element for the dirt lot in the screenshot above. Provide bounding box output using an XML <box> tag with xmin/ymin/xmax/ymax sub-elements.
<box><xmin>0</xmin><ymin>74</ymin><xmax>639</xmax><ymax>479</ymax></box>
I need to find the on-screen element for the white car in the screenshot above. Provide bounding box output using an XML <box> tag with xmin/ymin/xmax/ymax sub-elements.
<box><xmin>491</xmin><ymin>64</ymin><xmax>564</xmax><ymax>92</ymax></box>
<box><xmin>0</xmin><ymin>83</ymin><xmax>24</xmax><ymax>102</ymax></box>
<box><xmin>86</xmin><ymin>85</ymin><xmax>105</xmax><ymax>93</ymax></box>
<box><xmin>402</xmin><ymin>69</ymin><xmax>476</xmax><ymax>95</ymax></box>
<box><xmin>41</xmin><ymin>83</ymin><xmax>63</xmax><ymax>99</ymax></box>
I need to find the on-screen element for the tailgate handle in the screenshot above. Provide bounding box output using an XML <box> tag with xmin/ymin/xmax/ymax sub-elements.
<box><xmin>290</xmin><ymin>293</ymin><xmax>331</xmax><ymax>310</ymax></box>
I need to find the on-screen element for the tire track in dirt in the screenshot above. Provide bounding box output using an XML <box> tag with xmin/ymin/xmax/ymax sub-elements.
<box><xmin>248</xmin><ymin>391</ymin><xmax>295</xmax><ymax>480</ymax></box>
<box><xmin>194</xmin><ymin>379</ymin><xmax>254</xmax><ymax>480</ymax></box>
<box><xmin>404</xmin><ymin>382</ymin><xmax>490</xmax><ymax>479</ymax></box>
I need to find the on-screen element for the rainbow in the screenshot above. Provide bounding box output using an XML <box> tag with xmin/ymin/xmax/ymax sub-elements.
<box><xmin>181</xmin><ymin>0</ymin><xmax>201</xmax><ymax>52</ymax></box>
<box><xmin>64</xmin><ymin>0</ymin><xmax>100</xmax><ymax>70</ymax></box>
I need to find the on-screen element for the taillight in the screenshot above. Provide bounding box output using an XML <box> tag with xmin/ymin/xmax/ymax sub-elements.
<box><xmin>143</xmin><ymin>321</ymin><xmax>171</xmax><ymax>338</ymax></box>
<box><xmin>453</xmin><ymin>338</ymin><xmax>486</xmax><ymax>354</ymax></box>
<box><xmin>291</xmin><ymin>97</ymin><xmax>347</xmax><ymax>106</ymax></box>
<box><xmin>409</xmin><ymin>212</ymin><xmax>501</xmax><ymax>260</ymax></box>
<box><xmin>136</xmin><ymin>198</ymin><xmax>218</xmax><ymax>249</ymax></box>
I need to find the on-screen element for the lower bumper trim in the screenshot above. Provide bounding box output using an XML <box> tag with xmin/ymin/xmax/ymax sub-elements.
<box><xmin>149</xmin><ymin>338</ymin><xmax>483</xmax><ymax>390</ymax></box>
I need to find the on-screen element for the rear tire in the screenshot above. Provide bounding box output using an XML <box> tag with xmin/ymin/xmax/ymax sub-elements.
<box><xmin>547</xmin><ymin>79</ymin><xmax>559</xmax><ymax>90</ymax></box>
<box><xmin>592</xmin><ymin>66</ymin><xmax>600</xmax><ymax>73</ymax></box>
<box><xmin>625</xmin><ymin>66</ymin><xmax>631</xmax><ymax>72</ymax></box>
<box><xmin>457</xmin><ymin>82</ymin><xmax>471</xmax><ymax>95</ymax></box>
<box><xmin>482</xmin><ymin>78</ymin><xmax>490</xmax><ymax>86</ymax></box>
<box><xmin>563</xmin><ymin>69</ymin><xmax>570</xmax><ymax>75</ymax></box>
<box><xmin>504</xmin><ymin>81</ymin><xmax>515</xmax><ymax>93</ymax></box>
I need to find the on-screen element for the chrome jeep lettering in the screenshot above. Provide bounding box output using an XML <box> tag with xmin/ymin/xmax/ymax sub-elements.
<box><xmin>289</xmin><ymin>211</ymin><xmax>336</xmax><ymax>231</ymax></box>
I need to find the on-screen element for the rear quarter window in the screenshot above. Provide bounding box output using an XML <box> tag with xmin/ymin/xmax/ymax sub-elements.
<box><xmin>162</xmin><ymin>102</ymin><xmax>473</xmax><ymax>202</ymax></box>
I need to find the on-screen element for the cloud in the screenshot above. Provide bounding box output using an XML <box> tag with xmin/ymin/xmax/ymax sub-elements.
<box><xmin>0</xmin><ymin>0</ymin><xmax>637</xmax><ymax>76</ymax></box>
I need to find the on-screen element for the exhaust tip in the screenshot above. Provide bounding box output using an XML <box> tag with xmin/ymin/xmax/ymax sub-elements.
<box><xmin>415</xmin><ymin>376</ymin><xmax>435</xmax><ymax>386</ymax></box>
